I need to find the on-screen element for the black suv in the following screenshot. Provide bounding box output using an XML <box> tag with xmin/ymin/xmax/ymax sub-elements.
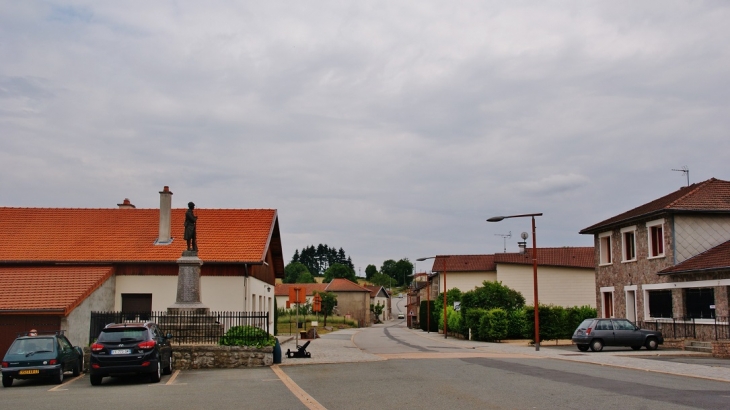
<box><xmin>89</xmin><ymin>322</ymin><xmax>173</xmax><ymax>385</ymax></box>
<box><xmin>2</xmin><ymin>330</ymin><xmax>83</xmax><ymax>387</ymax></box>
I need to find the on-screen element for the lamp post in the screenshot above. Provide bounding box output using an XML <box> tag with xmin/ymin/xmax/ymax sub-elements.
<box><xmin>417</xmin><ymin>255</ymin><xmax>449</xmax><ymax>339</ymax></box>
<box><xmin>487</xmin><ymin>213</ymin><xmax>543</xmax><ymax>351</ymax></box>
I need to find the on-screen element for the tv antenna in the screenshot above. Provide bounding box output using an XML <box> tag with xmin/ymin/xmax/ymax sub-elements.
<box><xmin>672</xmin><ymin>166</ymin><xmax>689</xmax><ymax>187</ymax></box>
<box><xmin>495</xmin><ymin>231</ymin><xmax>511</xmax><ymax>253</ymax></box>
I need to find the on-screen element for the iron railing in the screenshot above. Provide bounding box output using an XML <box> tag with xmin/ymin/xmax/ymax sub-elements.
<box><xmin>89</xmin><ymin>311</ymin><xmax>269</xmax><ymax>345</ymax></box>
<box><xmin>639</xmin><ymin>316</ymin><xmax>730</xmax><ymax>341</ymax></box>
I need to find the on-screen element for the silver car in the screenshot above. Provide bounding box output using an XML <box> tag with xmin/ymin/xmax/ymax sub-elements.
<box><xmin>572</xmin><ymin>318</ymin><xmax>664</xmax><ymax>352</ymax></box>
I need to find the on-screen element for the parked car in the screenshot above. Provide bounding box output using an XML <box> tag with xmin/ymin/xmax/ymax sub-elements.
<box><xmin>2</xmin><ymin>330</ymin><xmax>83</xmax><ymax>387</ymax></box>
<box><xmin>572</xmin><ymin>318</ymin><xmax>664</xmax><ymax>352</ymax></box>
<box><xmin>89</xmin><ymin>322</ymin><xmax>173</xmax><ymax>385</ymax></box>
<box><xmin>397</xmin><ymin>313</ymin><xmax>404</xmax><ymax>319</ymax></box>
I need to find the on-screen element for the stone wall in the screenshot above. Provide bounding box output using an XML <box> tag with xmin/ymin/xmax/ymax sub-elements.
<box><xmin>173</xmin><ymin>345</ymin><xmax>273</xmax><ymax>369</ymax></box>
<box><xmin>712</xmin><ymin>341</ymin><xmax>730</xmax><ymax>358</ymax></box>
<box><xmin>83</xmin><ymin>344</ymin><xmax>273</xmax><ymax>372</ymax></box>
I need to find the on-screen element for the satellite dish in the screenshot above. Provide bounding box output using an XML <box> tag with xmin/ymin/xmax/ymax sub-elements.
<box><xmin>521</xmin><ymin>232</ymin><xmax>529</xmax><ymax>240</ymax></box>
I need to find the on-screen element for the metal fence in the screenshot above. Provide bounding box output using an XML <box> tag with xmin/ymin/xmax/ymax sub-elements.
<box><xmin>89</xmin><ymin>311</ymin><xmax>270</xmax><ymax>345</ymax></box>
<box><xmin>639</xmin><ymin>316</ymin><xmax>730</xmax><ymax>341</ymax></box>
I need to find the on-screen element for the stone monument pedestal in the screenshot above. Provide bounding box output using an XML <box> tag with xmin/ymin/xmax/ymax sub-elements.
<box><xmin>167</xmin><ymin>251</ymin><xmax>208</xmax><ymax>314</ymax></box>
<box><xmin>163</xmin><ymin>251</ymin><xmax>223</xmax><ymax>342</ymax></box>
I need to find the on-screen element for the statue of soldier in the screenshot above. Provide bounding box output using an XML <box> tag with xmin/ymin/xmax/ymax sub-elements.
<box><xmin>184</xmin><ymin>201</ymin><xmax>198</xmax><ymax>251</ymax></box>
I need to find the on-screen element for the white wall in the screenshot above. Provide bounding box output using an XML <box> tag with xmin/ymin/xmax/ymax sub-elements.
<box><xmin>441</xmin><ymin>271</ymin><xmax>497</xmax><ymax>294</ymax></box>
<box><xmin>497</xmin><ymin>264</ymin><xmax>596</xmax><ymax>308</ymax></box>
<box><xmin>63</xmin><ymin>276</ymin><xmax>116</xmax><ymax>347</ymax></box>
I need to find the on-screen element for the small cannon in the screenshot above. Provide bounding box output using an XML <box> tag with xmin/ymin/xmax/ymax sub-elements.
<box><xmin>286</xmin><ymin>340</ymin><xmax>311</xmax><ymax>358</ymax></box>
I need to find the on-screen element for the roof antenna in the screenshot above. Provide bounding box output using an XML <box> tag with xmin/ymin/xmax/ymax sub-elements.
<box><xmin>672</xmin><ymin>166</ymin><xmax>690</xmax><ymax>187</ymax></box>
<box><xmin>495</xmin><ymin>231</ymin><xmax>511</xmax><ymax>253</ymax></box>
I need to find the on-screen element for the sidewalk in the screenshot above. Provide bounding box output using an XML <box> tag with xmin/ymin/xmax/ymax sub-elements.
<box><xmin>407</xmin><ymin>328</ymin><xmax>730</xmax><ymax>383</ymax></box>
<box><xmin>279</xmin><ymin>325</ymin><xmax>730</xmax><ymax>383</ymax></box>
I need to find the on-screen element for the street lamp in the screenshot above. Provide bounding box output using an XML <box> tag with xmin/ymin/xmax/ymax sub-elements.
<box><xmin>417</xmin><ymin>255</ymin><xmax>449</xmax><ymax>339</ymax></box>
<box><xmin>487</xmin><ymin>213</ymin><xmax>543</xmax><ymax>351</ymax></box>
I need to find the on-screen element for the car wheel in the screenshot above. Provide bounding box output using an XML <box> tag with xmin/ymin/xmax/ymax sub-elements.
<box><xmin>2</xmin><ymin>375</ymin><xmax>12</xmax><ymax>387</ymax></box>
<box><xmin>90</xmin><ymin>374</ymin><xmax>102</xmax><ymax>386</ymax></box>
<box><xmin>590</xmin><ymin>339</ymin><xmax>603</xmax><ymax>352</ymax></box>
<box><xmin>72</xmin><ymin>358</ymin><xmax>82</xmax><ymax>377</ymax></box>
<box><xmin>576</xmin><ymin>344</ymin><xmax>589</xmax><ymax>352</ymax></box>
<box><xmin>150</xmin><ymin>362</ymin><xmax>161</xmax><ymax>383</ymax></box>
<box><xmin>52</xmin><ymin>367</ymin><xmax>64</xmax><ymax>384</ymax></box>
<box><xmin>631</xmin><ymin>345</ymin><xmax>642</xmax><ymax>351</ymax></box>
<box><xmin>645</xmin><ymin>337</ymin><xmax>658</xmax><ymax>350</ymax></box>
<box><xmin>162</xmin><ymin>354</ymin><xmax>173</xmax><ymax>375</ymax></box>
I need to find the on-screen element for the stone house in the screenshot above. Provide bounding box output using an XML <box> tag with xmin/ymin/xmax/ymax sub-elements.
<box><xmin>0</xmin><ymin>186</ymin><xmax>285</xmax><ymax>354</ymax></box>
<box><xmin>427</xmin><ymin>248</ymin><xmax>595</xmax><ymax>308</ymax></box>
<box><xmin>275</xmin><ymin>279</ymin><xmax>372</xmax><ymax>326</ymax></box>
<box><xmin>579</xmin><ymin>178</ymin><xmax>730</xmax><ymax>335</ymax></box>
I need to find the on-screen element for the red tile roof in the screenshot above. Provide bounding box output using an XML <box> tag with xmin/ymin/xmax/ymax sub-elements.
<box><xmin>0</xmin><ymin>266</ymin><xmax>113</xmax><ymax>315</ymax></box>
<box><xmin>493</xmin><ymin>247</ymin><xmax>595</xmax><ymax>269</ymax></box>
<box><xmin>581</xmin><ymin>178</ymin><xmax>730</xmax><ymax>234</ymax></box>
<box><xmin>275</xmin><ymin>283</ymin><xmax>327</xmax><ymax>297</ymax></box>
<box><xmin>324</xmin><ymin>278</ymin><xmax>371</xmax><ymax>292</ymax></box>
<box><xmin>659</xmin><ymin>240</ymin><xmax>730</xmax><ymax>275</ymax></box>
<box><xmin>364</xmin><ymin>285</ymin><xmax>388</xmax><ymax>298</ymax></box>
<box><xmin>431</xmin><ymin>249</ymin><xmax>594</xmax><ymax>271</ymax></box>
<box><xmin>0</xmin><ymin>208</ymin><xmax>278</xmax><ymax>264</ymax></box>
<box><xmin>432</xmin><ymin>255</ymin><xmax>496</xmax><ymax>272</ymax></box>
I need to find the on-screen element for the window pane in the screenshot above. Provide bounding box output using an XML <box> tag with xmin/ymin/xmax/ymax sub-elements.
<box><xmin>685</xmin><ymin>288</ymin><xmax>715</xmax><ymax>319</ymax></box>
<box><xmin>648</xmin><ymin>290</ymin><xmax>672</xmax><ymax>318</ymax></box>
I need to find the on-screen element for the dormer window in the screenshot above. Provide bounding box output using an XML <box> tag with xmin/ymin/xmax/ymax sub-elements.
<box><xmin>646</xmin><ymin>219</ymin><xmax>665</xmax><ymax>259</ymax></box>
<box><xmin>621</xmin><ymin>226</ymin><xmax>637</xmax><ymax>262</ymax></box>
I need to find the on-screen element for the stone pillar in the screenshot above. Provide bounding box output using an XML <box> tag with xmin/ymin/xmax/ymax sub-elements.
<box><xmin>168</xmin><ymin>251</ymin><xmax>208</xmax><ymax>314</ymax></box>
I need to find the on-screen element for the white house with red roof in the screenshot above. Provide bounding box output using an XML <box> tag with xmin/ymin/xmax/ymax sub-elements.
<box><xmin>0</xmin><ymin>186</ymin><xmax>285</xmax><ymax>353</ymax></box>
<box><xmin>426</xmin><ymin>248</ymin><xmax>596</xmax><ymax>308</ymax></box>
<box><xmin>580</xmin><ymin>177</ymin><xmax>730</xmax><ymax>334</ymax></box>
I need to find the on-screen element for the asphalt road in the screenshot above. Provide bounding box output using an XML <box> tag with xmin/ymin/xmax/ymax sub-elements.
<box><xmin>4</xmin><ymin>321</ymin><xmax>730</xmax><ymax>409</ymax></box>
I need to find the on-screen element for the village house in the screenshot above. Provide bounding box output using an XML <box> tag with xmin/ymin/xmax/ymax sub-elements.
<box><xmin>0</xmin><ymin>186</ymin><xmax>285</xmax><ymax>353</ymax></box>
<box><xmin>580</xmin><ymin>178</ymin><xmax>730</xmax><ymax>341</ymax></box>
<box><xmin>364</xmin><ymin>285</ymin><xmax>391</xmax><ymax>322</ymax></box>
<box><xmin>275</xmin><ymin>278</ymin><xmax>372</xmax><ymax>327</ymax></box>
<box><xmin>427</xmin><ymin>247</ymin><xmax>596</xmax><ymax>308</ymax></box>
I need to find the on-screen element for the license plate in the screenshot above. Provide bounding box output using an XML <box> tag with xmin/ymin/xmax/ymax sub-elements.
<box><xmin>111</xmin><ymin>349</ymin><xmax>132</xmax><ymax>355</ymax></box>
<box><xmin>19</xmin><ymin>369</ymin><xmax>40</xmax><ymax>375</ymax></box>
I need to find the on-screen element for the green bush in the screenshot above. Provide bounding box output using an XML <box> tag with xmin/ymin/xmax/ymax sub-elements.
<box><xmin>485</xmin><ymin>308</ymin><xmax>509</xmax><ymax>341</ymax></box>
<box><xmin>446</xmin><ymin>307</ymin><xmax>461</xmax><ymax>336</ymax></box>
<box><xmin>219</xmin><ymin>325</ymin><xmax>275</xmax><ymax>348</ymax></box>
<box><xmin>419</xmin><ymin>300</ymin><xmax>437</xmax><ymax>332</ymax></box>
<box><xmin>464</xmin><ymin>308</ymin><xmax>487</xmax><ymax>340</ymax></box>
<box><xmin>508</xmin><ymin>308</ymin><xmax>529</xmax><ymax>339</ymax></box>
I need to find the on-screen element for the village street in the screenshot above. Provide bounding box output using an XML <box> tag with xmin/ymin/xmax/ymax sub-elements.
<box><xmin>4</xmin><ymin>320</ymin><xmax>730</xmax><ymax>409</ymax></box>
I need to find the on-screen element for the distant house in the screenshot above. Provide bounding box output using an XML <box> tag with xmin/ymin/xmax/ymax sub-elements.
<box><xmin>364</xmin><ymin>285</ymin><xmax>391</xmax><ymax>322</ymax></box>
<box><xmin>275</xmin><ymin>278</ymin><xmax>372</xmax><ymax>326</ymax></box>
<box><xmin>0</xmin><ymin>186</ymin><xmax>285</xmax><ymax>353</ymax></box>
<box><xmin>580</xmin><ymin>178</ymin><xmax>730</xmax><ymax>333</ymax></box>
<box><xmin>429</xmin><ymin>247</ymin><xmax>595</xmax><ymax>308</ymax></box>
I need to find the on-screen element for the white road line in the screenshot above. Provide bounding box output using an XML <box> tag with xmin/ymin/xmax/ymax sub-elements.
<box><xmin>48</xmin><ymin>373</ymin><xmax>84</xmax><ymax>391</ymax></box>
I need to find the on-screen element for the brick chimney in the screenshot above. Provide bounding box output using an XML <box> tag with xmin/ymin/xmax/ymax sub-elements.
<box><xmin>117</xmin><ymin>198</ymin><xmax>136</xmax><ymax>209</ymax></box>
<box><xmin>157</xmin><ymin>186</ymin><xmax>173</xmax><ymax>245</ymax></box>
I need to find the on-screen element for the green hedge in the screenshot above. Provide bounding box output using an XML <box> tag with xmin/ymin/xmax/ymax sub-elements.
<box><xmin>219</xmin><ymin>325</ymin><xmax>276</xmax><ymax>348</ymax></box>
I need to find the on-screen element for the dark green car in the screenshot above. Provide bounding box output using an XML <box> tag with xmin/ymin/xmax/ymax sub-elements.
<box><xmin>1</xmin><ymin>331</ymin><xmax>83</xmax><ymax>387</ymax></box>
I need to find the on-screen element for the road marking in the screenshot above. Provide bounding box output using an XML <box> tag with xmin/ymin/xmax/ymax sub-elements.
<box><xmin>49</xmin><ymin>374</ymin><xmax>84</xmax><ymax>391</ymax></box>
<box><xmin>166</xmin><ymin>369</ymin><xmax>180</xmax><ymax>385</ymax></box>
<box><xmin>376</xmin><ymin>352</ymin><xmax>540</xmax><ymax>360</ymax></box>
<box><xmin>271</xmin><ymin>364</ymin><xmax>327</xmax><ymax>410</ymax></box>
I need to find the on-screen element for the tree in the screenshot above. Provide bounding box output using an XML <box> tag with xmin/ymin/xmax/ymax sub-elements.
<box><xmin>283</xmin><ymin>262</ymin><xmax>311</xmax><ymax>284</ymax></box>
<box><xmin>315</xmin><ymin>291</ymin><xmax>337</xmax><ymax>326</ymax></box>
<box><xmin>292</xmin><ymin>244</ymin><xmax>355</xmax><ymax>276</ymax></box>
<box><xmin>297</xmin><ymin>271</ymin><xmax>316</xmax><ymax>284</ymax></box>
<box><xmin>323</xmin><ymin>263</ymin><xmax>358</xmax><ymax>283</ymax></box>
<box><xmin>369</xmin><ymin>272</ymin><xmax>393</xmax><ymax>288</ymax></box>
<box><xmin>381</xmin><ymin>258</ymin><xmax>414</xmax><ymax>286</ymax></box>
<box><xmin>365</xmin><ymin>265</ymin><xmax>378</xmax><ymax>280</ymax></box>
<box><xmin>371</xmin><ymin>302</ymin><xmax>385</xmax><ymax>323</ymax></box>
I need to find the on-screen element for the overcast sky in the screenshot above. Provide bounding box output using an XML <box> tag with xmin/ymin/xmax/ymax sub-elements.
<box><xmin>2</xmin><ymin>1</ymin><xmax>729</xmax><ymax>274</ymax></box>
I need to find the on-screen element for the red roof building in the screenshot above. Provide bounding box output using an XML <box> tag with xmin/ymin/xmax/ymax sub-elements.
<box><xmin>0</xmin><ymin>186</ymin><xmax>285</xmax><ymax>352</ymax></box>
<box><xmin>580</xmin><ymin>178</ymin><xmax>730</xmax><ymax>338</ymax></box>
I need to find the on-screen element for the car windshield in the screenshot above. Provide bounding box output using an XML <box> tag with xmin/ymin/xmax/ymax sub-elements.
<box><xmin>8</xmin><ymin>337</ymin><xmax>55</xmax><ymax>355</ymax></box>
<box><xmin>98</xmin><ymin>328</ymin><xmax>147</xmax><ymax>343</ymax></box>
